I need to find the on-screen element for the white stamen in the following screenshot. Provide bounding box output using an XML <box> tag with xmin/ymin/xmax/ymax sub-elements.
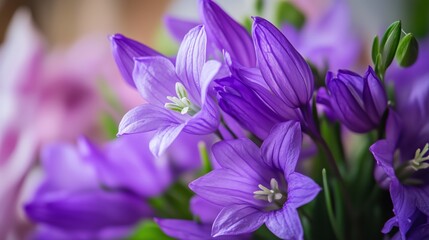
<box><xmin>164</xmin><ymin>82</ymin><xmax>200</xmax><ymax>116</ymax></box>
<box><xmin>253</xmin><ymin>178</ymin><xmax>284</xmax><ymax>204</ymax></box>
<box><xmin>410</xmin><ymin>143</ymin><xmax>429</xmax><ymax>171</ymax></box>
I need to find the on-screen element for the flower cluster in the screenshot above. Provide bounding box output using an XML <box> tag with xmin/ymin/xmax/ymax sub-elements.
<box><xmin>17</xmin><ymin>0</ymin><xmax>429</xmax><ymax>239</ymax></box>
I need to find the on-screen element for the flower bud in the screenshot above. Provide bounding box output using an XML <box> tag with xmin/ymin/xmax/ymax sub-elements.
<box><xmin>395</xmin><ymin>33</ymin><xmax>419</xmax><ymax>67</ymax></box>
<box><xmin>380</xmin><ymin>21</ymin><xmax>401</xmax><ymax>70</ymax></box>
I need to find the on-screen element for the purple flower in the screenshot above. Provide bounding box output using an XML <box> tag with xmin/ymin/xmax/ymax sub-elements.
<box><xmin>118</xmin><ymin>25</ymin><xmax>221</xmax><ymax>156</ymax></box>
<box><xmin>190</xmin><ymin>121</ymin><xmax>320</xmax><ymax>239</ymax></box>
<box><xmin>25</xmin><ymin>140</ymin><xmax>152</xmax><ymax>239</ymax></box>
<box><xmin>110</xmin><ymin>33</ymin><xmax>163</xmax><ymax>88</ymax></box>
<box><xmin>252</xmin><ymin>17</ymin><xmax>314</xmax><ymax>109</ymax></box>
<box><xmin>370</xmin><ymin>71</ymin><xmax>429</xmax><ymax>238</ymax></box>
<box><xmin>318</xmin><ymin>66</ymin><xmax>387</xmax><ymax>133</ymax></box>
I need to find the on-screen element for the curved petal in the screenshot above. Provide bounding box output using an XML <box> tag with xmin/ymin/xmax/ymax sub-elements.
<box><xmin>118</xmin><ymin>104</ymin><xmax>179</xmax><ymax>136</ymax></box>
<box><xmin>211</xmin><ymin>138</ymin><xmax>272</xmax><ymax>184</ymax></box>
<box><xmin>265</xmin><ymin>205</ymin><xmax>303</xmax><ymax>240</ymax></box>
<box><xmin>149</xmin><ymin>124</ymin><xmax>185</xmax><ymax>157</ymax></box>
<box><xmin>184</xmin><ymin>98</ymin><xmax>220</xmax><ymax>134</ymax></box>
<box><xmin>261</xmin><ymin>121</ymin><xmax>302</xmax><ymax>175</ymax></box>
<box><xmin>133</xmin><ymin>56</ymin><xmax>178</xmax><ymax>106</ymax></box>
<box><xmin>199</xmin><ymin>0</ymin><xmax>255</xmax><ymax>67</ymax></box>
<box><xmin>200</xmin><ymin>59</ymin><xmax>221</xmax><ymax>104</ymax></box>
<box><xmin>189</xmin><ymin>169</ymin><xmax>264</xmax><ymax>207</ymax></box>
<box><xmin>175</xmin><ymin>25</ymin><xmax>206</xmax><ymax>102</ymax></box>
<box><xmin>110</xmin><ymin>34</ymin><xmax>162</xmax><ymax>87</ymax></box>
<box><xmin>252</xmin><ymin>17</ymin><xmax>313</xmax><ymax>108</ymax></box>
<box><xmin>190</xmin><ymin>196</ymin><xmax>222</xmax><ymax>224</ymax></box>
<box><xmin>369</xmin><ymin>139</ymin><xmax>396</xmax><ymax>179</ymax></box>
<box><xmin>286</xmin><ymin>172</ymin><xmax>321</xmax><ymax>208</ymax></box>
<box><xmin>212</xmin><ymin>205</ymin><xmax>266</xmax><ymax>237</ymax></box>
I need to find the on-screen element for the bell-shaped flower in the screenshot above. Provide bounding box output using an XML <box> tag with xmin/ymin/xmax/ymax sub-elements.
<box><xmin>190</xmin><ymin>121</ymin><xmax>320</xmax><ymax>239</ymax></box>
<box><xmin>318</xmin><ymin>66</ymin><xmax>387</xmax><ymax>133</ymax></box>
<box><xmin>118</xmin><ymin>25</ymin><xmax>221</xmax><ymax>156</ymax></box>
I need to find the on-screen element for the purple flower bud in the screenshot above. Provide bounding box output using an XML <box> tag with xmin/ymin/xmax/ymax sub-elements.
<box><xmin>320</xmin><ymin>66</ymin><xmax>387</xmax><ymax>133</ymax></box>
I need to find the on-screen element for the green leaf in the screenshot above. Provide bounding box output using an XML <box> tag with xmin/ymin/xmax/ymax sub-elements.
<box><xmin>371</xmin><ymin>36</ymin><xmax>379</xmax><ymax>65</ymax></box>
<box><xmin>274</xmin><ymin>1</ymin><xmax>305</xmax><ymax>29</ymax></box>
<box><xmin>380</xmin><ymin>21</ymin><xmax>401</xmax><ymax>70</ymax></box>
<box><xmin>127</xmin><ymin>220</ymin><xmax>173</xmax><ymax>240</ymax></box>
<box><xmin>395</xmin><ymin>33</ymin><xmax>419</xmax><ymax>67</ymax></box>
<box><xmin>198</xmin><ymin>141</ymin><xmax>212</xmax><ymax>176</ymax></box>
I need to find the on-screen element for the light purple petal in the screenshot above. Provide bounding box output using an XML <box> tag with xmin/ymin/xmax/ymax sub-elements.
<box><xmin>133</xmin><ymin>56</ymin><xmax>178</xmax><ymax>106</ymax></box>
<box><xmin>199</xmin><ymin>0</ymin><xmax>255</xmax><ymax>67</ymax></box>
<box><xmin>252</xmin><ymin>17</ymin><xmax>313</xmax><ymax>108</ymax></box>
<box><xmin>265</xmin><ymin>205</ymin><xmax>303</xmax><ymax>240</ymax></box>
<box><xmin>150</xmin><ymin>124</ymin><xmax>185</xmax><ymax>157</ymax></box>
<box><xmin>156</xmin><ymin>218</ymin><xmax>212</xmax><ymax>240</ymax></box>
<box><xmin>175</xmin><ymin>25</ymin><xmax>206</xmax><ymax>102</ymax></box>
<box><xmin>369</xmin><ymin>139</ymin><xmax>396</xmax><ymax>179</ymax></box>
<box><xmin>164</xmin><ymin>15</ymin><xmax>200</xmax><ymax>42</ymax></box>
<box><xmin>110</xmin><ymin>34</ymin><xmax>162</xmax><ymax>87</ymax></box>
<box><xmin>211</xmin><ymin>138</ymin><xmax>272</xmax><ymax>184</ymax></box>
<box><xmin>261</xmin><ymin>121</ymin><xmax>302</xmax><ymax>175</ymax></box>
<box><xmin>189</xmin><ymin>169</ymin><xmax>264</xmax><ymax>207</ymax></box>
<box><xmin>286</xmin><ymin>172</ymin><xmax>321</xmax><ymax>208</ymax></box>
<box><xmin>183</xmin><ymin>98</ymin><xmax>220</xmax><ymax>134</ymax></box>
<box><xmin>212</xmin><ymin>205</ymin><xmax>266</xmax><ymax>237</ymax></box>
<box><xmin>200</xmin><ymin>59</ymin><xmax>221</xmax><ymax>103</ymax></box>
<box><xmin>118</xmin><ymin>104</ymin><xmax>179</xmax><ymax>135</ymax></box>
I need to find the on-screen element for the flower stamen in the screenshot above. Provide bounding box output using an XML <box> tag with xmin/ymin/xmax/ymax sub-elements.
<box><xmin>253</xmin><ymin>178</ymin><xmax>285</xmax><ymax>205</ymax></box>
<box><xmin>164</xmin><ymin>82</ymin><xmax>200</xmax><ymax>116</ymax></box>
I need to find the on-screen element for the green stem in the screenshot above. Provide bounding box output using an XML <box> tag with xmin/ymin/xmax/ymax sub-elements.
<box><xmin>322</xmin><ymin>169</ymin><xmax>344</xmax><ymax>240</ymax></box>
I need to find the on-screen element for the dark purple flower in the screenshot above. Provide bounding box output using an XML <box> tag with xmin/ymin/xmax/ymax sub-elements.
<box><xmin>190</xmin><ymin>121</ymin><xmax>320</xmax><ymax>239</ymax></box>
<box><xmin>252</xmin><ymin>17</ymin><xmax>314</xmax><ymax>109</ymax></box>
<box><xmin>110</xmin><ymin>33</ymin><xmax>163</xmax><ymax>88</ymax></box>
<box><xmin>118</xmin><ymin>25</ymin><xmax>221</xmax><ymax>156</ymax></box>
<box><xmin>25</xmin><ymin>140</ymin><xmax>152</xmax><ymax>239</ymax></box>
<box><xmin>318</xmin><ymin>66</ymin><xmax>387</xmax><ymax>133</ymax></box>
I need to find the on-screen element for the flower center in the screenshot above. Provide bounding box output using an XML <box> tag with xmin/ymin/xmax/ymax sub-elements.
<box><xmin>164</xmin><ymin>82</ymin><xmax>200</xmax><ymax>116</ymax></box>
<box><xmin>395</xmin><ymin>143</ymin><xmax>429</xmax><ymax>185</ymax></box>
<box><xmin>253</xmin><ymin>178</ymin><xmax>286</xmax><ymax>207</ymax></box>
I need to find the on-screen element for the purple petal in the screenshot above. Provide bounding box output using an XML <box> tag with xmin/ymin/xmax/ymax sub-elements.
<box><xmin>150</xmin><ymin>124</ymin><xmax>185</xmax><ymax>157</ymax></box>
<box><xmin>363</xmin><ymin>66</ymin><xmax>387</xmax><ymax>122</ymax></box>
<box><xmin>189</xmin><ymin>169</ymin><xmax>264</xmax><ymax>207</ymax></box>
<box><xmin>190</xmin><ymin>196</ymin><xmax>223</xmax><ymax>224</ymax></box>
<box><xmin>212</xmin><ymin>205</ymin><xmax>266</xmax><ymax>237</ymax></box>
<box><xmin>252</xmin><ymin>17</ymin><xmax>314</xmax><ymax>108</ymax></box>
<box><xmin>381</xmin><ymin>216</ymin><xmax>398</xmax><ymax>234</ymax></box>
<box><xmin>286</xmin><ymin>172</ymin><xmax>321</xmax><ymax>208</ymax></box>
<box><xmin>414</xmin><ymin>185</ymin><xmax>429</xmax><ymax>216</ymax></box>
<box><xmin>133</xmin><ymin>56</ymin><xmax>178</xmax><ymax>106</ymax></box>
<box><xmin>25</xmin><ymin>190</ymin><xmax>151</xmax><ymax>231</ymax></box>
<box><xmin>118</xmin><ymin>104</ymin><xmax>179</xmax><ymax>135</ymax></box>
<box><xmin>183</xmin><ymin>98</ymin><xmax>220</xmax><ymax>134</ymax></box>
<box><xmin>110</xmin><ymin>34</ymin><xmax>162</xmax><ymax>87</ymax></box>
<box><xmin>156</xmin><ymin>218</ymin><xmax>212</xmax><ymax>240</ymax></box>
<box><xmin>199</xmin><ymin>0</ymin><xmax>255</xmax><ymax>67</ymax></box>
<box><xmin>390</xmin><ymin>180</ymin><xmax>415</xmax><ymax>238</ymax></box>
<box><xmin>200</xmin><ymin>59</ymin><xmax>221</xmax><ymax>103</ymax></box>
<box><xmin>370</xmin><ymin>139</ymin><xmax>396</xmax><ymax>179</ymax></box>
<box><xmin>82</xmin><ymin>134</ymin><xmax>172</xmax><ymax>198</ymax></box>
<box><xmin>39</xmin><ymin>143</ymin><xmax>98</xmax><ymax>192</ymax></box>
<box><xmin>164</xmin><ymin>15</ymin><xmax>200</xmax><ymax>42</ymax></box>
<box><xmin>211</xmin><ymin>138</ymin><xmax>273</xmax><ymax>183</ymax></box>
<box><xmin>265</xmin><ymin>205</ymin><xmax>303</xmax><ymax>239</ymax></box>
<box><xmin>261</xmin><ymin>121</ymin><xmax>302</xmax><ymax>175</ymax></box>
<box><xmin>175</xmin><ymin>25</ymin><xmax>206</xmax><ymax>102</ymax></box>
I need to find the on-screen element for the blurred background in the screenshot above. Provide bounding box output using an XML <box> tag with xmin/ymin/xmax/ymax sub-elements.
<box><xmin>0</xmin><ymin>0</ymin><xmax>428</xmax><ymax>239</ymax></box>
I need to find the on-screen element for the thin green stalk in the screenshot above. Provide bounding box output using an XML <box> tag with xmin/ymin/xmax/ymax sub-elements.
<box><xmin>322</xmin><ymin>169</ymin><xmax>344</xmax><ymax>240</ymax></box>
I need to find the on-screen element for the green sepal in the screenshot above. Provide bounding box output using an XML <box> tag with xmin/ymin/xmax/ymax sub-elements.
<box><xmin>371</xmin><ymin>36</ymin><xmax>379</xmax><ymax>65</ymax></box>
<box><xmin>380</xmin><ymin>21</ymin><xmax>401</xmax><ymax>70</ymax></box>
<box><xmin>396</xmin><ymin>33</ymin><xmax>419</xmax><ymax>67</ymax></box>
